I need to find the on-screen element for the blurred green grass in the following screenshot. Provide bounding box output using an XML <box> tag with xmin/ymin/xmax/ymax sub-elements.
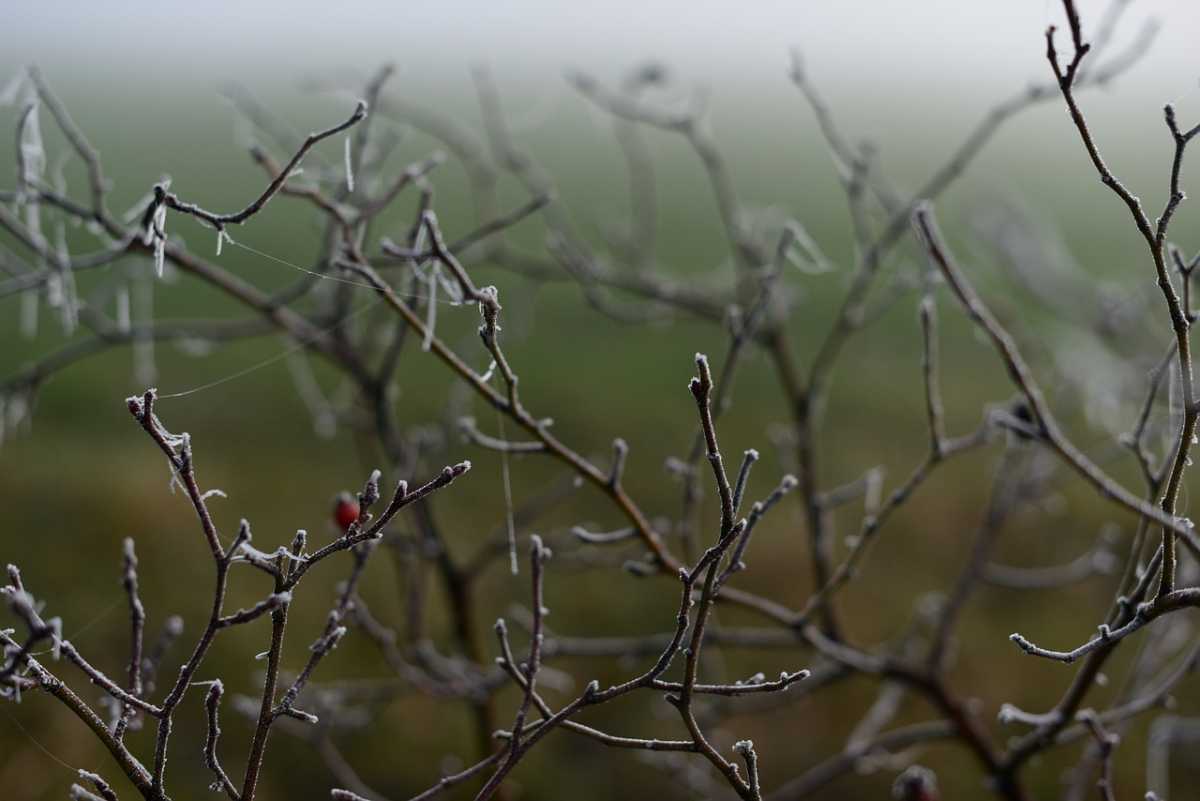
<box><xmin>1</xmin><ymin>65</ymin><xmax>1196</xmax><ymax>801</ymax></box>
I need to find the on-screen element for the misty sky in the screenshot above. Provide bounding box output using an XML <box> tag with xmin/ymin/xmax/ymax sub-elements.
<box><xmin>6</xmin><ymin>1</ymin><xmax>1198</xmax><ymax>99</ymax></box>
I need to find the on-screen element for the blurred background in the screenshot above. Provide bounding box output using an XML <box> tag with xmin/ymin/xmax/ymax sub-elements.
<box><xmin>4</xmin><ymin>1</ymin><xmax>1200</xmax><ymax>799</ymax></box>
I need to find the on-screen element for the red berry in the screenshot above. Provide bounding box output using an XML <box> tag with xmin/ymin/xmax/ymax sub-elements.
<box><xmin>333</xmin><ymin>492</ymin><xmax>360</xmax><ymax>532</ymax></box>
